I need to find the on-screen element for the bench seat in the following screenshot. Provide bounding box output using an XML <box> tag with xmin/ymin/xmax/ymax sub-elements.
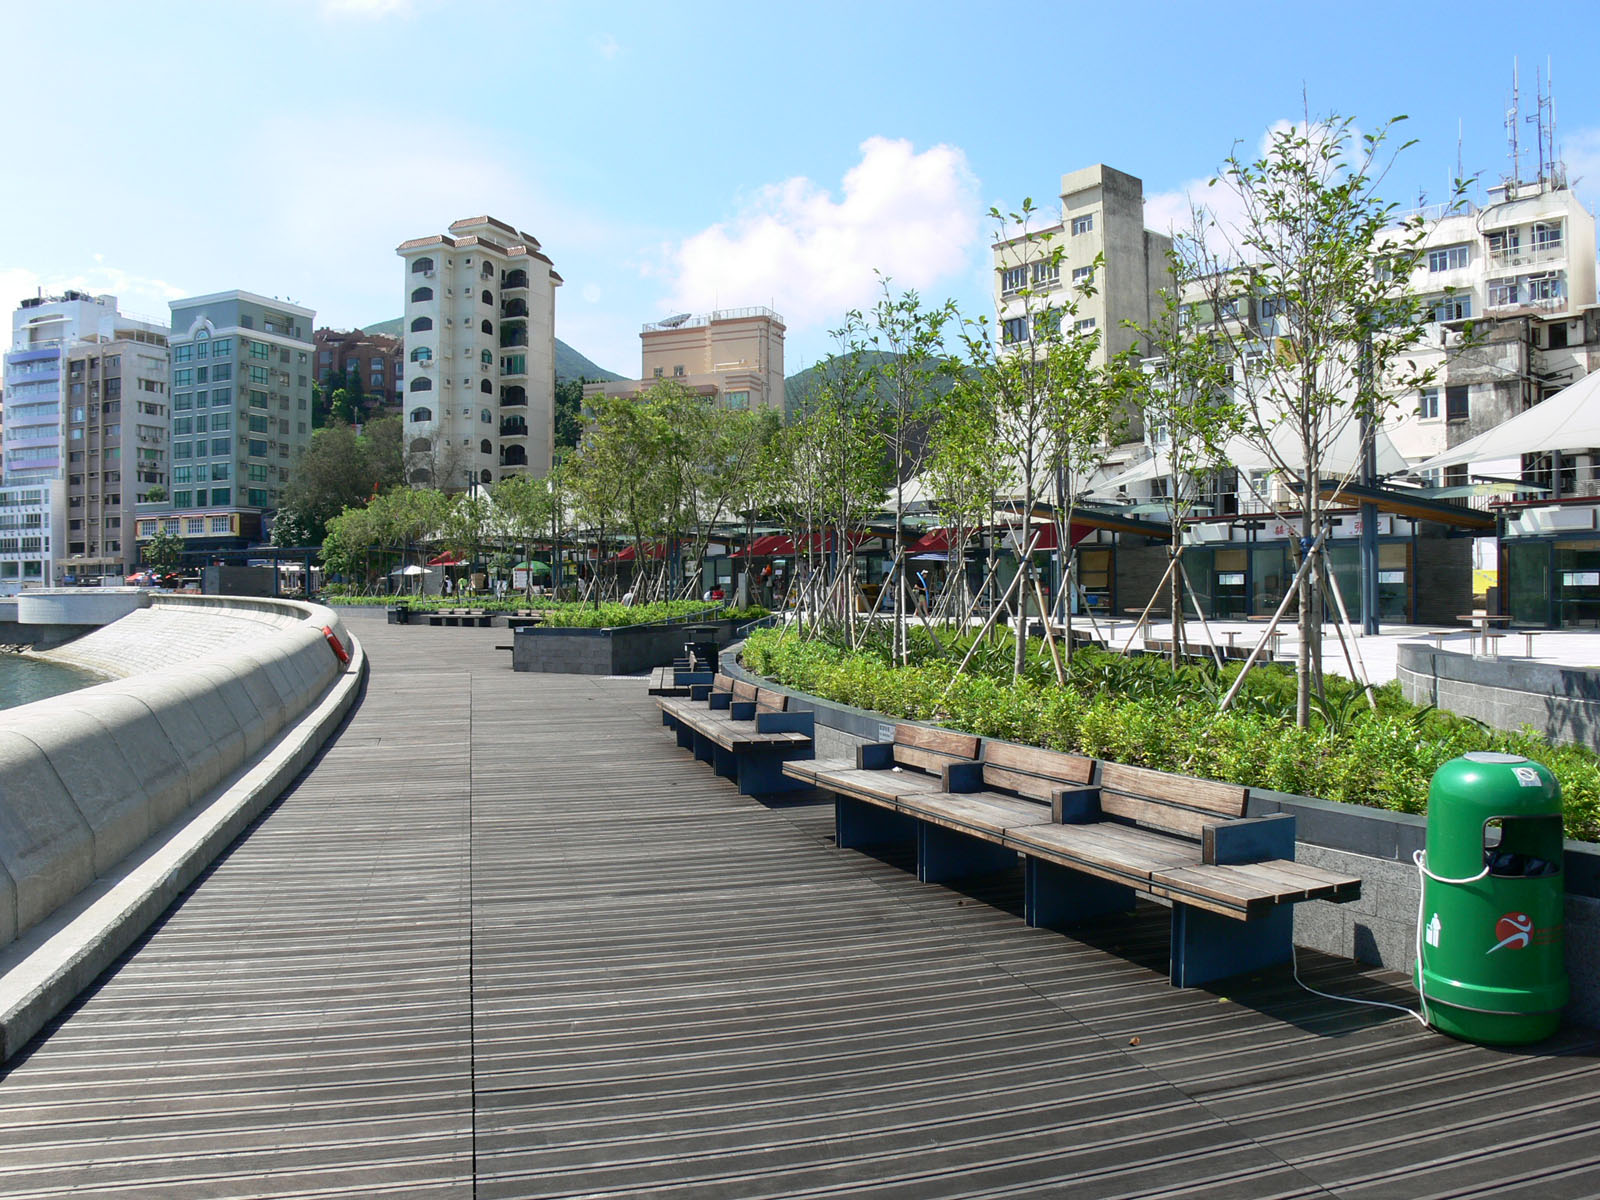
<box><xmin>656</xmin><ymin>676</ymin><xmax>813</xmax><ymax>794</ymax></box>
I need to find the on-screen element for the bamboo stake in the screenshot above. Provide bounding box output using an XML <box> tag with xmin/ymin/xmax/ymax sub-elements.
<box><xmin>1218</xmin><ymin>529</ymin><xmax>1328</xmax><ymax>713</ymax></box>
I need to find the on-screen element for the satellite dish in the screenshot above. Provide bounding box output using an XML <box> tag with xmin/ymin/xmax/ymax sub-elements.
<box><xmin>657</xmin><ymin>313</ymin><xmax>691</xmax><ymax>328</ymax></box>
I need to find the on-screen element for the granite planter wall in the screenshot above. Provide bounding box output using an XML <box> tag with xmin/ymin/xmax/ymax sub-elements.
<box><xmin>513</xmin><ymin>617</ymin><xmax>741</xmax><ymax>675</ymax></box>
<box><xmin>1397</xmin><ymin>643</ymin><xmax>1600</xmax><ymax>748</ymax></box>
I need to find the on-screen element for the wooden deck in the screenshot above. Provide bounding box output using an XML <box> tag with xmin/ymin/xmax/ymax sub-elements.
<box><xmin>1</xmin><ymin>609</ymin><xmax>1598</xmax><ymax>1197</ymax></box>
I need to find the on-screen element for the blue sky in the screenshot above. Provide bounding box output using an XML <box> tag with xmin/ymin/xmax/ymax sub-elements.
<box><xmin>3</xmin><ymin>1</ymin><xmax>1596</xmax><ymax>377</ymax></box>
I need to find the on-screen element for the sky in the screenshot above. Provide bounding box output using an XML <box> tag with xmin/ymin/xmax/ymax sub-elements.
<box><xmin>3</xmin><ymin>0</ymin><xmax>1597</xmax><ymax>378</ymax></box>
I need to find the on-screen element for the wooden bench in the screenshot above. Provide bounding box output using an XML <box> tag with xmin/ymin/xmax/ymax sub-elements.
<box><xmin>790</xmin><ymin>728</ymin><xmax>1361</xmax><ymax>987</ymax></box>
<box><xmin>427</xmin><ymin>609</ymin><xmax>493</xmax><ymax>628</ymax></box>
<box><xmin>656</xmin><ymin>676</ymin><xmax>814</xmax><ymax>795</ymax></box>
<box><xmin>647</xmin><ymin>664</ymin><xmax>713</xmax><ymax>697</ymax></box>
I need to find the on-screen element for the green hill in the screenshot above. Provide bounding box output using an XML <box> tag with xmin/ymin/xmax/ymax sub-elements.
<box><xmin>784</xmin><ymin>351</ymin><xmax>965</xmax><ymax>416</ymax></box>
<box><xmin>358</xmin><ymin>319</ymin><xmax>620</xmax><ymax>382</ymax></box>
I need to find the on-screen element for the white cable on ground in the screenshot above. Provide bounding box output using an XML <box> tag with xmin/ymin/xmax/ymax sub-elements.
<box><xmin>1287</xmin><ymin>847</ymin><xmax>1489</xmax><ymax>1028</ymax></box>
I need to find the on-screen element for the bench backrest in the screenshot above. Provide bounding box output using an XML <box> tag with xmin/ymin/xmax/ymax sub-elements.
<box><xmin>714</xmin><ymin>673</ymin><xmax>737</xmax><ymax>693</ymax></box>
<box><xmin>1097</xmin><ymin>761</ymin><xmax>1249</xmax><ymax>838</ymax></box>
<box><xmin>754</xmin><ymin>688</ymin><xmax>788</xmax><ymax>714</ymax></box>
<box><xmin>980</xmin><ymin>741</ymin><xmax>1093</xmax><ymax>800</ymax></box>
<box><xmin>732</xmin><ymin>679</ymin><xmax>759</xmax><ymax>704</ymax></box>
<box><xmin>892</xmin><ymin>724</ymin><xmax>980</xmax><ymax>774</ymax></box>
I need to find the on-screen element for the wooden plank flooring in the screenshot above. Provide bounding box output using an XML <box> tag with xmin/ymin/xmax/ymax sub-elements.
<box><xmin>0</xmin><ymin>610</ymin><xmax>1597</xmax><ymax>1198</ymax></box>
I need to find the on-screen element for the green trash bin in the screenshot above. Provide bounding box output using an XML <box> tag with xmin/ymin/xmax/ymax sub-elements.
<box><xmin>1416</xmin><ymin>751</ymin><xmax>1567</xmax><ymax>1045</ymax></box>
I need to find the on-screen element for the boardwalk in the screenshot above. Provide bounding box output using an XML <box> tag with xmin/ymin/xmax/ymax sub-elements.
<box><xmin>1</xmin><ymin>609</ymin><xmax>1598</xmax><ymax>1198</ymax></box>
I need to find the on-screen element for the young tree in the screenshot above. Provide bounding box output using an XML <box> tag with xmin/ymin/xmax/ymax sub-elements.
<box><xmin>923</xmin><ymin>372</ymin><xmax>1007</xmax><ymax>625</ymax></box>
<box><xmin>1129</xmin><ymin>246</ymin><xmax>1241</xmax><ymax>663</ymax></box>
<box><xmin>144</xmin><ymin>529</ymin><xmax>185</xmax><ymax>574</ymax></box>
<box><xmin>1188</xmin><ymin>111</ymin><xmax>1449</xmax><ymax>725</ymax></box>
<box><xmin>854</xmin><ymin>278</ymin><xmax>956</xmax><ymax>663</ymax></box>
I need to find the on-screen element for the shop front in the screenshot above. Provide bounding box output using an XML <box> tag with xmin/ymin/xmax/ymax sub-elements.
<box><xmin>1500</xmin><ymin>501</ymin><xmax>1600</xmax><ymax>627</ymax></box>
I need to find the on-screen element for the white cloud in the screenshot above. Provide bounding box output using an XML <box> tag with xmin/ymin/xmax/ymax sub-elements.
<box><xmin>316</xmin><ymin>0</ymin><xmax>412</xmax><ymax>19</ymax></box>
<box><xmin>596</xmin><ymin>33</ymin><xmax>621</xmax><ymax>60</ymax></box>
<box><xmin>659</xmin><ymin>136</ymin><xmax>982</xmax><ymax>338</ymax></box>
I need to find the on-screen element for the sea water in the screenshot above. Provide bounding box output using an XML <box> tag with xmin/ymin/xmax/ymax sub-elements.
<box><xmin>0</xmin><ymin>656</ymin><xmax>97</xmax><ymax>712</ymax></box>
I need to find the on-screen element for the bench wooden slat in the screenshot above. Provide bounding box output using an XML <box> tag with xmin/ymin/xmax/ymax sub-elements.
<box><xmin>896</xmin><ymin>725</ymin><xmax>979</xmax><ymax>760</ymax></box>
<box><xmin>1098</xmin><ymin>793</ymin><xmax>1218</xmax><ymax>839</ymax></box>
<box><xmin>714</xmin><ymin>673</ymin><xmax>736</xmax><ymax>692</ymax></box>
<box><xmin>732</xmin><ymin>679</ymin><xmax>759</xmax><ymax>703</ymax></box>
<box><xmin>755</xmin><ymin>689</ymin><xmax>787</xmax><ymax>713</ymax></box>
<box><xmin>1098</xmin><ymin>761</ymin><xmax>1247</xmax><ymax>818</ymax></box>
<box><xmin>799</xmin><ymin>764</ymin><xmax>948</xmax><ymax>807</ymax></box>
<box><xmin>901</xmin><ymin>792</ymin><xmax>1052</xmax><ymax>840</ymax></box>
<box><xmin>1009</xmin><ymin>821</ymin><xmax>1198</xmax><ymax>883</ymax></box>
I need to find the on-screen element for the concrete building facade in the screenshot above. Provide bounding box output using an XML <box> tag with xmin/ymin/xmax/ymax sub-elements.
<box><xmin>398</xmin><ymin>216</ymin><xmax>560</xmax><ymax>487</ymax></box>
<box><xmin>2</xmin><ymin>293</ymin><xmax>169</xmax><ymax>587</ymax></box>
<box><xmin>150</xmin><ymin>291</ymin><xmax>316</xmax><ymax>555</ymax></box>
<box><xmin>586</xmin><ymin>307</ymin><xmax>786</xmax><ymax>412</ymax></box>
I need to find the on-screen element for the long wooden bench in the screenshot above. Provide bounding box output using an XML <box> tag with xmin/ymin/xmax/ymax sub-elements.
<box><xmin>427</xmin><ymin>608</ymin><xmax>493</xmax><ymax>628</ymax></box>
<box><xmin>656</xmin><ymin>676</ymin><xmax>814</xmax><ymax>794</ymax></box>
<box><xmin>787</xmin><ymin>725</ymin><xmax>1361</xmax><ymax>987</ymax></box>
<box><xmin>647</xmin><ymin>664</ymin><xmax>713</xmax><ymax>697</ymax></box>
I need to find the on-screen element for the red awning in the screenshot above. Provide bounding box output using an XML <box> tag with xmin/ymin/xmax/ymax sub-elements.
<box><xmin>1018</xmin><ymin>522</ymin><xmax>1094</xmax><ymax>551</ymax></box>
<box><xmin>737</xmin><ymin>531</ymin><xmax>874</xmax><ymax>557</ymax></box>
<box><xmin>428</xmin><ymin>552</ymin><xmax>464</xmax><ymax>566</ymax></box>
<box><xmin>615</xmin><ymin>542</ymin><xmax>668</xmax><ymax>562</ymax></box>
<box><xmin>907</xmin><ymin>528</ymin><xmax>952</xmax><ymax>554</ymax></box>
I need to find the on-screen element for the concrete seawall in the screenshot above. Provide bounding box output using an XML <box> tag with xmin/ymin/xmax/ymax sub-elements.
<box><xmin>0</xmin><ymin>595</ymin><xmax>363</xmax><ymax>1057</ymax></box>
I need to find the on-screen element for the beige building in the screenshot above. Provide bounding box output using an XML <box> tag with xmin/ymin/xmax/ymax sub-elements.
<box><xmin>398</xmin><ymin>216</ymin><xmax>560</xmax><ymax>487</ymax></box>
<box><xmin>586</xmin><ymin>307</ymin><xmax>785</xmax><ymax>412</ymax></box>
<box><xmin>992</xmin><ymin>164</ymin><xmax>1172</xmax><ymax>372</ymax></box>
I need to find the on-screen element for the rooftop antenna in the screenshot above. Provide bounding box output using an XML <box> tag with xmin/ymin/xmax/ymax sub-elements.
<box><xmin>1528</xmin><ymin>62</ymin><xmax>1549</xmax><ymax>189</ymax></box>
<box><xmin>1506</xmin><ymin>58</ymin><xmax>1522</xmax><ymax>195</ymax></box>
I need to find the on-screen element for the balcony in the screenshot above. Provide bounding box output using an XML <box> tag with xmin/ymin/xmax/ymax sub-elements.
<box><xmin>499</xmin><ymin>418</ymin><xmax>528</xmax><ymax>438</ymax></box>
<box><xmin>501</xmin><ymin>299</ymin><xmax>528</xmax><ymax>319</ymax></box>
<box><xmin>500</xmin><ymin>386</ymin><xmax>526</xmax><ymax>408</ymax></box>
<box><xmin>499</xmin><ymin>332</ymin><xmax>528</xmax><ymax>349</ymax></box>
<box><xmin>502</xmin><ymin>269</ymin><xmax>529</xmax><ymax>290</ymax></box>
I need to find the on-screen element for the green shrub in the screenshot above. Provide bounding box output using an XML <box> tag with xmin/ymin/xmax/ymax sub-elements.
<box><xmin>741</xmin><ymin>628</ymin><xmax>1600</xmax><ymax>843</ymax></box>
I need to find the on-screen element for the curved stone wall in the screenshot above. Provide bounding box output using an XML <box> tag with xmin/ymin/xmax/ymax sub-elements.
<box><xmin>0</xmin><ymin>596</ymin><xmax>356</xmax><ymax>949</ymax></box>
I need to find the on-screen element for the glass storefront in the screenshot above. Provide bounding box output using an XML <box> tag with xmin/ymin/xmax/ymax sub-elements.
<box><xmin>1506</xmin><ymin>538</ymin><xmax>1600</xmax><ymax>627</ymax></box>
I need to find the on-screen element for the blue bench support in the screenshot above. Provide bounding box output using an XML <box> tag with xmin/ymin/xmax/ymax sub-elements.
<box><xmin>734</xmin><ymin>746</ymin><xmax>812</xmax><ymax>794</ymax></box>
<box><xmin>917</xmin><ymin>821</ymin><xmax>1018</xmax><ymax>884</ymax></box>
<box><xmin>1205</xmin><ymin>814</ymin><xmax>1295</xmax><ymax>864</ymax></box>
<box><xmin>1170</xmin><ymin>904</ymin><xmax>1292</xmax><ymax>987</ymax></box>
<box><xmin>836</xmin><ymin>796</ymin><xmax>916</xmax><ymax>849</ymax></box>
<box><xmin>1024</xmin><ymin>857</ymin><xmax>1137</xmax><ymax>929</ymax></box>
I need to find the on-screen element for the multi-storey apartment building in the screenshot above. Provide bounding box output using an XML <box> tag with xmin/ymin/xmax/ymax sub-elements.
<box><xmin>585</xmin><ymin>307</ymin><xmax>786</xmax><ymax>412</ymax></box>
<box><xmin>1</xmin><ymin>292</ymin><xmax>169</xmax><ymax>587</ymax></box>
<box><xmin>398</xmin><ymin>216</ymin><xmax>560</xmax><ymax>487</ymax></box>
<box><xmin>992</xmin><ymin>165</ymin><xmax>1172</xmax><ymax>370</ymax></box>
<box><xmin>312</xmin><ymin>326</ymin><xmax>403</xmax><ymax>413</ymax></box>
<box><xmin>152</xmin><ymin>291</ymin><xmax>316</xmax><ymax>555</ymax></box>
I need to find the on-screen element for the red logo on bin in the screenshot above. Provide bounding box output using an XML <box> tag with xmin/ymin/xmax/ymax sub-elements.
<box><xmin>1488</xmin><ymin>912</ymin><xmax>1534</xmax><ymax>954</ymax></box>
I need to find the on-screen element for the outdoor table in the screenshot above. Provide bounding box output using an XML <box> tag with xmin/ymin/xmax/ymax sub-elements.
<box><xmin>1457</xmin><ymin>613</ymin><xmax>1511</xmax><ymax>656</ymax></box>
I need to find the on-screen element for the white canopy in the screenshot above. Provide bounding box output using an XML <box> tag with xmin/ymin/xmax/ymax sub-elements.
<box><xmin>1088</xmin><ymin>421</ymin><xmax>1409</xmax><ymax>497</ymax></box>
<box><xmin>389</xmin><ymin>564</ymin><xmax>432</xmax><ymax>576</ymax></box>
<box><xmin>1411</xmin><ymin>370</ymin><xmax>1600</xmax><ymax>473</ymax></box>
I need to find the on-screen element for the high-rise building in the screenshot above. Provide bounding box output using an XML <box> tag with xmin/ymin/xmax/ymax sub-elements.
<box><xmin>586</xmin><ymin>307</ymin><xmax>786</xmax><ymax>412</ymax></box>
<box><xmin>312</xmin><ymin>326</ymin><xmax>404</xmax><ymax>413</ymax></box>
<box><xmin>1</xmin><ymin>292</ymin><xmax>169</xmax><ymax>587</ymax></box>
<box><xmin>156</xmin><ymin>291</ymin><xmax>315</xmax><ymax>553</ymax></box>
<box><xmin>992</xmin><ymin>165</ymin><xmax>1172</xmax><ymax>366</ymax></box>
<box><xmin>397</xmin><ymin>216</ymin><xmax>560</xmax><ymax>488</ymax></box>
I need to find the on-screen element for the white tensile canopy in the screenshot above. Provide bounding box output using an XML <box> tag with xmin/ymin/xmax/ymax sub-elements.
<box><xmin>1411</xmin><ymin>370</ymin><xmax>1600</xmax><ymax>473</ymax></box>
<box><xmin>1090</xmin><ymin>421</ymin><xmax>1410</xmax><ymax>495</ymax></box>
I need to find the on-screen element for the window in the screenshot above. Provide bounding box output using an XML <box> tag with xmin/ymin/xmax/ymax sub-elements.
<box><xmin>411</xmin><ymin>317</ymin><xmax>433</xmax><ymax>332</ymax></box>
<box><xmin>410</xmin><ymin>346</ymin><xmax>432</xmax><ymax>363</ymax></box>
<box><xmin>1071</xmin><ymin>265</ymin><xmax>1094</xmax><ymax>285</ymax></box>
<box><xmin>1071</xmin><ymin>214</ymin><xmax>1094</xmax><ymax>235</ymax></box>
<box><xmin>1527</xmin><ymin>274</ymin><xmax>1563</xmax><ymax>303</ymax></box>
<box><xmin>409</xmin><ymin>407</ymin><xmax>433</xmax><ymax>423</ymax></box>
<box><xmin>1074</xmin><ymin>317</ymin><xmax>1097</xmax><ymax>332</ymax></box>
<box><xmin>1033</xmin><ymin>311</ymin><xmax>1062</xmax><ymax>339</ymax></box>
<box><xmin>1532</xmin><ymin>221</ymin><xmax>1563</xmax><ymax>251</ymax></box>
<box><xmin>480</xmin><ymin>379</ymin><xmax>493</xmax><ymax>394</ymax></box>
<box><xmin>501</xmin><ymin>355</ymin><xmax>526</xmax><ymax>374</ymax></box>
<box><xmin>249</xmin><ymin>414</ymin><xmax>269</xmax><ymax>433</ymax></box>
<box><xmin>185</xmin><ymin>516</ymin><xmax>205</xmax><ymax>535</ymax></box>
<box><xmin>249</xmin><ymin>341</ymin><xmax>270</xmax><ymax>360</ymax></box>
<box><xmin>1031</xmin><ymin>260</ymin><xmax>1060</xmax><ymax>288</ymax></box>
<box><xmin>249</xmin><ymin>439</ymin><xmax>269</xmax><ymax>457</ymax></box>
<box><xmin>173</xmin><ymin>417</ymin><xmax>193</xmax><ymax>436</ymax></box>
<box><xmin>1431</xmin><ymin>293</ymin><xmax>1471</xmax><ymax>321</ymax></box>
<box><xmin>1428</xmin><ymin>244</ymin><xmax>1470</xmax><ymax>272</ymax></box>
<box><xmin>481</xmin><ymin>408</ymin><xmax>492</xmax><ymax>423</ymax></box>
<box><xmin>212</xmin><ymin>363</ymin><xmax>231</xmax><ymax>381</ymax></box>
<box><xmin>673</xmin><ymin>365</ymin><xmax>686</xmax><ymax>377</ymax></box>
<box><xmin>249</xmin><ymin>464</ymin><xmax>269</xmax><ymax>483</ymax></box>
<box><xmin>172</xmin><ymin>491</ymin><xmax>192</xmax><ymax>507</ymax></box>
<box><xmin>210</xmin><ymin>515</ymin><xmax>232</xmax><ymax>533</ymax></box>
<box><xmin>724</xmin><ymin>391</ymin><xmax>749</xmax><ymax>409</ymax></box>
<box><xmin>1418</xmin><ymin>388</ymin><xmax>1440</xmax><ymax>419</ymax></box>
<box><xmin>172</xmin><ymin>466</ymin><xmax>192</xmax><ymax>485</ymax></box>
<box><xmin>1488</xmin><ymin>278</ymin><xmax>1517</xmax><ymax>308</ymax></box>
<box><xmin>213</xmin><ymin>387</ymin><xmax>231</xmax><ymax>406</ymax></box>
<box><xmin>480</xmin><ymin>439</ymin><xmax>492</xmax><ymax>454</ymax></box>
<box><xmin>196</xmin><ymin>366</ymin><xmax>208</xmax><ymax>383</ymax></box>
<box><xmin>1001</xmin><ymin>316</ymin><xmax>1028</xmax><ymax>345</ymax></box>
<box><xmin>212</xmin><ymin>437</ymin><xmax>231</xmax><ymax>456</ymax></box>
<box><xmin>250</xmin><ymin>365</ymin><xmax>269</xmax><ymax>385</ymax></box>
<box><xmin>411</xmin><ymin>286</ymin><xmax>434</xmax><ymax>303</ymax></box>
<box><xmin>195</xmin><ymin>413</ymin><xmax>209</xmax><ymax>434</ymax></box>
<box><xmin>174</xmin><ymin>368</ymin><xmax>194</xmax><ymax>387</ymax></box>
<box><xmin>1488</xmin><ymin>228</ymin><xmax>1520</xmax><ymax>257</ymax></box>
<box><xmin>653</xmin><ymin>366</ymin><xmax>664</xmax><ymax>378</ymax></box>
<box><xmin>174</xmin><ymin>344</ymin><xmax>193</xmax><ymax>363</ymax></box>
<box><xmin>1000</xmin><ymin>265</ymin><xmax>1026</xmax><ymax>293</ymax></box>
<box><xmin>412</xmin><ymin>257</ymin><xmax>434</xmax><ymax>273</ymax></box>
<box><xmin>174</xmin><ymin>442</ymin><xmax>192</xmax><ymax>460</ymax></box>
<box><xmin>481</xmin><ymin>289</ymin><xmax>493</xmax><ymax>305</ymax></box>
<box><xmin>212</xmin><ymin>337</ymin><xmax>231</xmax><ymax>356</ymax></box>
<box><xmin>1548</xmin><ymin>323</ymin><xmax>1570</xmax><ymax>350</ymax></box>
<box><xmin>250</xmin><ymin>390</ymin><xmax>268</xmax><ymax>409</ymax></box>
<box><xmin>481</xmin><ymin>319</ymin><xmax>493</xmax><ymax>335</ymax></box>
<box><xmin>211</xmin><ymin>488</ymin><xmax>230</xmax><ymax>505</ymax></box>
<box><xmin>481</xmin><ymin>349</ymin><xmax>493</xmax><ymax>365</ymax></box>
<box><xmin>248</xmin><ymin>489</ymin><xmax>268</xmax><ymax>507</ymax></box>
<box><xmin>1445</xmin><ymin>384</ymin><xmax>1470</xmax><ymax>422</ymax></box>
<box><xmin>174</xmin><ymin>392</ymin><xmax>193</xmax><ymax>411</ymax></box>
<box><xmin>211</xmin><ymin>463</ymin><xmax>231</xmax><ymax>481</ymax></box>
<box><xmin>212</xmin><ymin>411</ymin><xmax>231</xmax><ymax>430</ymax></box>
<box><xmin>410</xmin><ymin>377</ymin><xmax>433</xmax><ymax>392</ymax></box>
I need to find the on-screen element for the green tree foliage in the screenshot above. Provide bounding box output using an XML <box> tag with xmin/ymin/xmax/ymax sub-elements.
<box><xmin>554</xmin><ymin>377</ymin><xmax>585</xmax><ymax>450</ymax></box>
<box><xmin>1187</xmin><ymin>111</ymin><xmax>1455</xmax><ymax>725</ymax></box>
<box><xmin>143</xmin><ymin>529</ymin><xmax>185</xmax><ymax>573</ymax></box>
<box><xmin>276</xmin><ymin>415</ymin><xmax>405</xmax><ymax>547</ymax></box>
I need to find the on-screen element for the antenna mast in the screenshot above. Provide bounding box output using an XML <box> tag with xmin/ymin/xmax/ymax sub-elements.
<box><xmin>1506</xmin><ymin>58</ymin><xmax>1522</xmax><ymax>195</ymax></box>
